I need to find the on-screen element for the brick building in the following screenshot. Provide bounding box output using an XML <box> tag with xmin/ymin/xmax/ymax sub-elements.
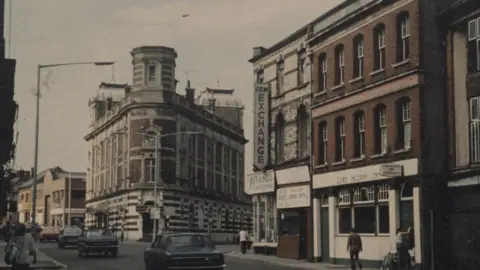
<box><xmin>309</xmin><ymin>0</ymin><xmax>449</xmax><ymax>268</ymax></box>
<box><xmin>247</xmin><ymin>28</ymin><xmax>312</xmax><ymax>259</ymax></box>
<box><xmin>439</xmin><ymin>0</ymin><xmax>480</xmax><ymax>268</ymax></box>
<box><xmin>84</xmin><ymin>46</ymin><xmax>250</xmax><ymax>241</ymax></box>
<box><xmin>14</xmin><ymin>166</ymin><xmax>86</xmax><ymax>226</ymax></box>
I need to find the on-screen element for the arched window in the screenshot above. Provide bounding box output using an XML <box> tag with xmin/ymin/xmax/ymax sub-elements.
<box><xmin>374</xmin><ymin>104</ymin><xmax>388</xmax><ymax>154</ymax></box>
<box><xmin>396</xmin><ymin>12</ymin><xmax>410</xmax><ymax>63</ymax></box>
<box><xmin>334</xmin><ymin>44</ymin><xmax>345</xmax><ymax>85</ymax></box>
<box><xmin>353</xmin><ymin>111</ymin><xmax>365</xmax><ymax>158</ymax></box>
<box><xmin>395</xmin><ymin>97</ymin><xmax>412</xmax><ymax>150</ymax></box>
<box><xmin>353</xmin><ymin>34</ymin><xmax>364</xmax><ymax>78</ymax></box>
<box><xmin>316</xmin><ymin>121</ymin><xmax>328</xmax><ymax>165</ymax></box>
<box><xmin>297</xmin><ymin>105</ymin><xmax>308</xmax><ymax>158</ymax></box>
<box><xmin>373</xmin><ymin>24</ymin><xmax>386</xmax><ymax>70</ymax></box>
<box><xmin>275</xmin><ymin>112</ymin><xmax>285</xmax><ymax>162</ymax></box>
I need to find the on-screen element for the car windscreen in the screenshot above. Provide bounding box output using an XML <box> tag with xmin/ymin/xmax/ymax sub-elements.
<box><xmin>165</xmin><ymin>235</ymin><xmax>213</xmax><ymax>249</ymax></box>
<box><xmin>85</xmin><ymin>229</ymin><xmax>113</xmax><ymax>237</ymax></box>
<box><xmin>64</xmin><ymin>227</ymin><xmax>82</xmax><ymax>236</ymax></box>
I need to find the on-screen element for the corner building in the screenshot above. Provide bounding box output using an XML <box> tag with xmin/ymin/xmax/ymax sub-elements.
<box><xmin>247</xmin><ymin>27</ymin><xmax>313</xmax><ymax>259</ymax></box>
<box><xmin>310</xmin><ymin>0</ymin><xmax>449</xmax><ymax>269</ymax></box>
<box><xmin>84</xmin><ymin>46</ymin><xmax>251</xmax><ymax>241</ymax></box>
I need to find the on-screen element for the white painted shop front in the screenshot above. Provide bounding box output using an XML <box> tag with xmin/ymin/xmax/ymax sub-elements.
<box><xmin>312</xmin><ymin>158</ymin><xmax>422</xmax><ymax>268</ymax></box>
<box><xmin>246</xmin><ymin>170</ymin><xmax>277</xmax><ymax>249</ymax></box>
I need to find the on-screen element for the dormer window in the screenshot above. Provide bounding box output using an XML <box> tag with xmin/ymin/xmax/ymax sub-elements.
<box><xmin>148</xmin><ymin>61</ymin><xmax>157</xmax><ymax>82</ymax></box>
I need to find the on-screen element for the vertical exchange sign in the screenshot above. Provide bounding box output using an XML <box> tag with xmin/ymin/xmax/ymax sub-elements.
<box><xmin>253</xmin><ymin>83</ymin><xmax>270</xmax><ymax>170</ymax></box>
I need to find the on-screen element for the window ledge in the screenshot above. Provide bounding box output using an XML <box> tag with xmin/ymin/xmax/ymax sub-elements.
<box><xmin>348</xmin><ymin>76</ymin><xmax>363</xmax><ymax>84</ymax></box>
<box><xmin>392</xmin><ymin>59</ymin><xmax>410</xmax><ymax>68</ymax></box>
<box><xmin>332</xmin><ymin>160</ymin><xmax>346</xmax><ymax>166</ymax></box>
<box><xmin>314</xmin><ymin>91</ymin><xmax>327</xmax><ymax>97</ymax></box>
<box><xmin>350</xmin><ymin>156</ymin><xmax>365</xmax><ymax>163</ymax></box>
<box><xmin>393</xmin><ymin>147</ymin><xmax>412</xmax><ymax>154</ymax></box>
<box><xmin>331</xmin><ymin>83</ymin><xmax>345</xmax><ymax>91</ymax></box>
<box><xmin>369</xmin><ymin>69</ymin><xmax>385</xmax><ymax>76</ymax></box>
<box><xmin>315</xmin><ymin>164</ymin><xmax>328</xmax><ymax>169</ymax></box>
<box><xmin>371</xmin><ymin>153</ymin><xmax>387</xmax><ymax>159</ymax></box>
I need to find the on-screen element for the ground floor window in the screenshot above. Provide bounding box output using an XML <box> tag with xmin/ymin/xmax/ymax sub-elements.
<box><xmin>253</xmin><ymin>195</ymin><xmax>276</xmax><ymax>242</ymax></box>
<box><xmin>279</xmin><ymin>211</ymin><xmax>300</xmax><ymax>235</ymax></box>
<box><xmin>337</xmin><ymin>184</ymin><xmax>390</xmax><ymax>234</ymax></box>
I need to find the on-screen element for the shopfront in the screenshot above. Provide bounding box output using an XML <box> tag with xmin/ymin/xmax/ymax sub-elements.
<box><xmin>245</xmin><ymin>170</ymin><xmax>276</xmax><ymax>254</ymax></box>
<box><xmin>312</xmin><ymin>158</ymin><xmax>422</xmax><ymax>269</ymax></box>
<box><xmin>275</xmin><ymin>165</ymin><xmax>312</xmax><ymax>260</ymax></box>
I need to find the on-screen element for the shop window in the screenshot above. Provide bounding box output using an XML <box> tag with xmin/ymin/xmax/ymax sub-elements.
<box><xmin>352</xmin><ymin>186</ymin><xmax>376</xmax><ymax>234</ymax></box>
<box><xmin>279</xmin><ymin>211</ymin><xmax>300</xmax><ymax>236</ymax></box>
<box><xmin>377</xmin><ymin>184</ymin><xmax>390</xmax><ymax>234</ymax></box>
<box><xmin>338</xmin><ymin>188</ymin><xmax>352</xmax><ymax>234</ymax></box>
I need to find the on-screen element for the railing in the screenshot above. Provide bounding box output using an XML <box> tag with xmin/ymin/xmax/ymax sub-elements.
<box><xmin>471</xmin><ymin>120</ymin><xmax>480</xmax><ymax>163</ymax></box>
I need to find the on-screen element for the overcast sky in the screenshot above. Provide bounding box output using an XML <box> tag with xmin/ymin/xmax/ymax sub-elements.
<box><xmin>7</xmin><ymin>0</ymin><xmax>337</xmax><ymax>173</ymax></box>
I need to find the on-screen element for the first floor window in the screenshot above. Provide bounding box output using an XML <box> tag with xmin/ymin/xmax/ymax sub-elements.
<box><xmin>470</xmin><ymin>96</ymin><xmax>480</xmax><ymax>162</ymax></box>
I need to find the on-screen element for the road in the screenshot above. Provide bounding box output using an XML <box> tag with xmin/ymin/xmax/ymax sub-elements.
<box><xmin>38</xmin><ymin>242</ymin><xmax>298</xmax><ymax>270</ymax></box>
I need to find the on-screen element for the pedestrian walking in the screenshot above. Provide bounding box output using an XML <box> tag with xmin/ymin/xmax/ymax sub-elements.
<box><xmin>4</xmin><ymin>223</ymin><xmax>37</xmax><ymax>270</ymax></box>
<box><xmin>238</xmin><ymin>228</ymin><xmax>248</xmax><ymax>254</ymax></box>
<box><xmin>347</xmin><ymin>228</ymin><xmax>363</xmax><ymax>270</ymax></box>
<box><xmin>396</xmin><ymin>227</ymin><xmax>412</xmax><ymax>269</ymax></box>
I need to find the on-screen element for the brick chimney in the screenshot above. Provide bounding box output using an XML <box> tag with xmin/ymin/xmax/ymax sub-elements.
<box><xmin>252</xmin><ymin>46</ymin><xmax>266</xmax><ymax>58</ymax></box>
<box><xmin>185</xmin><ymin>80</ymin><xmax>195</xmax><ymax>106</ymax></box>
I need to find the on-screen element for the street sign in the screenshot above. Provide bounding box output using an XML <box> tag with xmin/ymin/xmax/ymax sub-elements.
<box><xmin>150</xmin><ymin>207</ymin><xmax>162</xmax><ymax>220</ymax></box>
<box><xmin>379</xmin><ymin>164</ymin><xmax>403</xmax><ymax>177</ymax></box>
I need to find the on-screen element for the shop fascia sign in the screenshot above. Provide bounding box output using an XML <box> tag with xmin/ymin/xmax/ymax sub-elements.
<box><xmin>276</xmin><ymin>185</ymin><xmax>311</xmax><ymax>209</ymax></box>
<box><xmin>253</xmin><ymin>83</ymin><xmax>270</xmax><ymax>170</ymax></box>
<box><xmin>245</xmin><ymin>170</ymin><xmax>275</xmax><ymax>195</ymax></box>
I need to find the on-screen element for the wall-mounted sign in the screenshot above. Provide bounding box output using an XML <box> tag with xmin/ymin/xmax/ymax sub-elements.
<box><xmin>253</xmin><ymin>83</ymin><xmax>270</xmax><ymax>170</ymax></box>
<box><xmin>276</xmin><ymin>185</ymin><xmax>311</xmax><ymax>209</ymax></box>
<box><xmin>245</xmin><ymin>170</ymin><xmax>275</xmax><ymax>195</ymax></box>
<box><xmin>276</xmin><ymin>165</ymin><xmax>310</xmax><ymax>185</ymax></box>
<box><xmin>379</xmin><ymin>164</ymin><xmax>403</xmax><ymax>177</ymax></box>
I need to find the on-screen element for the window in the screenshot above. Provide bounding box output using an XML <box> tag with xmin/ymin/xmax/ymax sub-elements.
<box><xmin>396</xmin><ymin>13</ymin><xmax>410</xmax><ymax>62</ymax></box>
<box><xmin>148</xmin><ymin>62</ymin><xmax>157</xmax><ymax>81</ymax></box>
<box><xmin>353</xmin><ymin>35</ymin><xmax>364</xmax><ymax>78</ymax></box>
<box><xmin>276</xmin><ymin>61</ymin><xmax>285</xmax><ymax>95</ymax></box>
<box><xmin>256</xmin><ymin>69</ymin><xmax>264</xmax><ymax>83</ymax></box>
<box><xmin>298</xmin><ymin>51</ymin><xmax>306</xmax><ymax>84</ymax></box>
<box><xmin>374</xmin><ymin>105</ymin><xmax>388</xmax><ymax>154</ymax></box>
<box><xmin>275</xmin><ymin>113</ymin><xmax>285</xmax><ymax>162</ymax></box>
<box><xmin>396</xmin><ymin>98</ymin><xmax>412</xmax><ymax>150</ymax></box>
<box><xmin>467</xmin><ymin>18</ymin><xmax>480</xmax><ymax>72</ymax></box>
<box><xmin>318</xmin><ymin>53</ymin><xmax>327</xmax><ymax>92</ymax></box>
<box><xmin>338</xmin><ymin>185</ymin><xmax>390</xmax><ymax>234</ymax></box>
<box><xmin>373</xmin><ymin>25</ymin><xmax>386</xmax><ymax>70</ymax></box>
<box><xmin>317</xmin><ymin>122</ymin><xmax>327</xmax><ymax>165</ymax></box>
<box><xmin>354</xmin><ymin>111</ymin><xmax>365</xmax><ymax>158</ymax></box>
<box><xmin>470</xmin><ymin>96</ymin><xmax>480</xmax><ymax>163</ymax></box>
<box><xmin>297</xmin><ymin>105</ymin><xmax>308</xmax><ymax>158</ymax></box>
<box><xmin>145</xmin><ymin>158</ymin><xmax>156</xmax><ymax>182</ymax></box>
<box><xmin>335</xmin><ymin>117</ymin><xmax>345</xmax><ymax>162</ymax></box>
<box><xmin>335</xmin><ymin>45</ymin><xmax>345</xmax><ymax>85</ymax></box>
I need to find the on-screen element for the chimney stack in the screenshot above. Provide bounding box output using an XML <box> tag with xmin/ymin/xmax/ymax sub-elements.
<box><xmin>185</xmin><ymin>80</ymin><xmax>195</xmax><ymax>106</ymax></box>
<box><xmin>252</xmin><ymin>46</ymin><xmax>266</xmax><ymax>58</ymax></box>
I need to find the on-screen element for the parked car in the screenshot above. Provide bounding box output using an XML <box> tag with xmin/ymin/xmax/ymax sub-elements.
<box><xmin>144</xmin><ymin>232</ymin><xmax>226</xmax><ymax>270</ymax></box>
<box><xmin>77</xmin><ymin>228</ymin><xmax>118</xmax><ymax>258</ymax></box>
<box><xmin>39</xmin><ymin>227</ymin><xmax>60</xmax><ymax>243</ymax></box>
<box><xmin>58</xmin><ymin>226</ymin><xmax>83</xmax><ymax>248</ymax></box>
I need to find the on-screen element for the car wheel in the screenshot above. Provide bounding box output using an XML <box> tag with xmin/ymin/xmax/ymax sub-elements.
<box><xmin>39</xmin><ymin>239</ymin><xmax>44</xmax><ymax>243</ymax></box>
<box><xmin>110</xmin><ymin>251</ymin><xmax>117</xmax><ymax>258</ymax></box>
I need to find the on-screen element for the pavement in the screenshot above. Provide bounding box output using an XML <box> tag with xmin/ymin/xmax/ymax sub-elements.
<box><xmin>0</xmin><ymin>241</ymin><xmax>65</xmax><ymax>270</ymax></box>
<box><xmin>36</xmin><ymin>241</ymin><xmax>376</xmax><ymax>270</ymax></box>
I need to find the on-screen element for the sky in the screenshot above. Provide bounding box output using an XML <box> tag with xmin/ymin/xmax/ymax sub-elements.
<box><xmin>6</xmin><ymin>0</ymin><xmax>338</xmax><ymax>173</ymax></box>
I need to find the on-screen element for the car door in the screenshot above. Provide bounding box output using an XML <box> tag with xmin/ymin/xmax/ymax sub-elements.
<box><xmin>152</xmin><ymin>236</ymin><xmax>168</xmax><ymax>270</ymax></box>
<box><xmin>146</xmin><ymin>235</ymin><xmax>163</xmax><ymax>270</ymax></box>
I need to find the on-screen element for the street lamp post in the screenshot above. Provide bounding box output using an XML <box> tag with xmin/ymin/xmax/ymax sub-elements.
<box><xmin>31</xmin><ymin>61</ymin><xmax>114</xmax><ymax>224</ymax></box>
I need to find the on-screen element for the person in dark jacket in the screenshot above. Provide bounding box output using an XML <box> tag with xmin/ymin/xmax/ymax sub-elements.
<box><xmin>347</xmin><ymin>228</ymin><xmax>363</xmax><ymax>270</ymax></box>
<box><xmin>5</xmin><ymin>223</ymin><xmax>37</xmax><ymax>270</ymax></box>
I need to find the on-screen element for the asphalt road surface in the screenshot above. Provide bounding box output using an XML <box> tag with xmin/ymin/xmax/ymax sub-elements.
<box><xmin>38</xmin><ymin>242</ymin><xmax>297</xmax><ymax>270</ymax></box>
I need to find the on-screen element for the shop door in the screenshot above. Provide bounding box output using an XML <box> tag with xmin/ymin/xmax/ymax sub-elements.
<box><xmin>320</xmin><ymin>206</ymin><xmax>330</xmax><ymax>261</ymax></box>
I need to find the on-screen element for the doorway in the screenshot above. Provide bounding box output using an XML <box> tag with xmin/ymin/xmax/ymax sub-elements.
<box><xmin>320</xmin><ymin>194</ymin><xmax>330</xmax><ymax>261</ymax></box>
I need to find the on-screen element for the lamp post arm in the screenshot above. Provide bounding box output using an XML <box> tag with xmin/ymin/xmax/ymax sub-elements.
<box><xmin>39</xmin><ymin>61</ymin><xmax>115</xmax><ymax>69</ymax></box>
